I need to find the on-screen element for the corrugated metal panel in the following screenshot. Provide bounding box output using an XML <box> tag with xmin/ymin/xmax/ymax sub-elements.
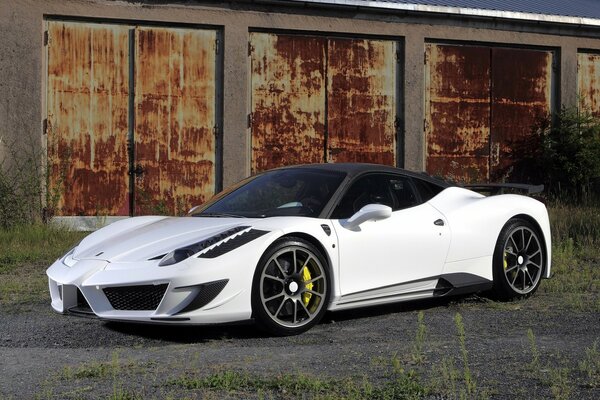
<box><xmin>578</xmin><ymin>52</ymin><xmax>600</xmax><ymax>117</ymax></box>
<box><xmin>285</xmin><ymin>0</ymin><xmax>600</xmax><ymax>22</ymax></box>
<box><xmin>47</xmin><ymin>21</ymin><xmax>130</xmax><ymax>216</ymax></box>
<box><xmin>425</xmin><ymin>44</ymin><xmax>491</xmax><ymax>183</ymax></box>
<box><xmin>490</xmin><ymin>48</ymin><xmax>552</xmax><ymax>181</ymax></box>
<box><xmin>250</xmin><ymin>33</ymin><xmax>326</xmax><ymax>173</ymax></box>
<box><xmin>327</xmin><ymin>38</ymin><xmax>396</xmax><ymax>165</ymax></box>
<box><xmin>134</xmin><ymin>27</ymin><xmax>216</xmax><ymax>215</ymax></box>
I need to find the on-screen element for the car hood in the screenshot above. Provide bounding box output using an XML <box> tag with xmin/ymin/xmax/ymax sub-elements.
<box><xmin>73</xmin><ymin>216</ymin><xmax>261</xmax><ymax>263</ymax></box>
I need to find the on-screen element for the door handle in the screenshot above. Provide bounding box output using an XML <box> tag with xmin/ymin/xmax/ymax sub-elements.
<box><xmin>434</xmin><ymin>219</ymin><xmax>445</xmax><ymax>226</ymax></box>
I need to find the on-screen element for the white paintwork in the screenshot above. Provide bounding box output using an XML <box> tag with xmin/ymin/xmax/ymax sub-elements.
<box><xmin>333</xmin><ymin>202</ymin><xmax>450</xmax><ymax>296</ymax></box>
<box><xmin>46</xmin><ymin>184</ymin><xmax>552</xmax><ymax>326</ymax></box>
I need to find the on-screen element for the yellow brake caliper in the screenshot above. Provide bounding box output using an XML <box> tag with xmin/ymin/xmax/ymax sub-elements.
<box><xmin>301</xmin><ymin>265</ymin><xmax>313</xmax><ymax>307</ymax></box>
<box><xmin>503</xmin><ymin>251</ymin><xmax>508</xmax><ymax>270</ymax></box>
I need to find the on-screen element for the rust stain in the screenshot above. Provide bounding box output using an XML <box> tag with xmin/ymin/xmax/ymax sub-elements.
<box><xmin>490</xmin><ymin>48</ymin><xmax>552</xmax><ymax>181</ymax></box>
<box><xmin>135</xmin><ymin>27</ymin><xmax>216</xmax><ymax>215</ymax></box>
<box><xmin>47</xmin><ymin>21</ymin><xmax>130</xmax><ymax>216</ymax></box>
<box><xmin>250</xmin><ymin>33</ymin><xmax>326</xmax><ymax>173</ymax></box>
<box><xmin>578</xmin><ymin>52</ymin><xmax>600</xmax><ymax>117</ymax></box>
<box><xmin>425</xmin><ymin>44</ymin><xmax>491</xmax><ymax>183</ymax></box>
<box><xmin>425</xmin><ymin>44</ymin><xmax>552</xmax><ymax>183</ymax></box>
<box><xmin>326</xmin><ymin>38</ymin><xmax>396</xmax><ymax>165</ymax></box>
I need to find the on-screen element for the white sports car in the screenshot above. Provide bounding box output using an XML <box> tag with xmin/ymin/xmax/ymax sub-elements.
<box><xmin>47</xmin><ymin>163</ymin><xmax>551</xmax><ymax>335</ymax></box>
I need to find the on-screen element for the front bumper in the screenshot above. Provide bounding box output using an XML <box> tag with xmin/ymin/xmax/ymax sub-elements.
<box><xmin>46</xmin><ymin>255</ymin><xmax>255</xmax><ymax>325</ymax></box>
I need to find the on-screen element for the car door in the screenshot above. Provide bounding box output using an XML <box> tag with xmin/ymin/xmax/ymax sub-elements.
<box><xmin>330</xmin><ymin>173</ymin><xmax>451</xmax><ymax>296</ymax></box>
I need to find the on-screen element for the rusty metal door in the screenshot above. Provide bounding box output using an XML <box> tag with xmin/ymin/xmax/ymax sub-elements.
<box><xmin>327</xmin><ymin>38</ymin><xmax>396</xmax><ymax>165</ymax></box>
<box><xmin>249</xmin><ymin>33</ymin><xmax>327</xmax><ymax>173</ymax></box>
<box><xmin>425</xmin><ymin>44</ymin><xmax>553</xmax><ymax>183</ymax></box>
<box><xmin>425</xmin><ymin>44</ymin><xmax>491</xmax><ymax>183</ymax></box>
<box><xmin>134</xmin><ymin>27</ymin><xmax>217</xmax><ymax>215</ymax></box>
<box><xmin>578</xmin><ymin>52</ymin><xmax>600</xmax><ymax>117</ymax></box>
<box><xmin>47</xmin><ymin>22</ymin><xmax>218</xmax><ymax>217</ymax></box>
<box><xmin>250</xmin><ymin>33</ymin><xmax>399</xmax><ymax>173</ymax></box>
<box><xmin>490</xmin><ymin>48</ymin><xmax>552</xmax><ymax>181</ymax></box>
<box><xmin>47</xmin><ymin>21</ymin><xmax>130</xmax><ymax>216</ymax></box>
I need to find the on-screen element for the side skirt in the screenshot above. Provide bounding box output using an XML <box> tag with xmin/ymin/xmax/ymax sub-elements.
<box><xmin>329</xmin><ymin>273</ymin><xmax>492</xmax><ymax>311</ymax></box>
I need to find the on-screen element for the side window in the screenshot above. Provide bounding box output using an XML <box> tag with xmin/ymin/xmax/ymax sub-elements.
<box><xmin>388</xmin><ymin>177</ymin><xmax>419</xmax><ymax>210</ymax></box>
<box><xmin>412</xmin><ymin>178</ymin><xmax>444</xmax><ymax>202</ymax></box>
<box><xmin>331</xmin><ymin>174</ymin><xmax>419</xmax><ymax>219</ymax></box>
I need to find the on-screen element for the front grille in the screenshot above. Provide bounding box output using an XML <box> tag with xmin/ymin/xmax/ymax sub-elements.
<box><xmin>103</xmin><ymin>284</ymin><xmax>168</xmax><ymax>311</ymax></box>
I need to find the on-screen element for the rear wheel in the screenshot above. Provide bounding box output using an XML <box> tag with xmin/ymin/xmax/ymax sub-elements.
<box><xmin>252</xmin><ymin>237</ymin><xmax>330</xmax><ymax>336</ymax></box>
<box><xmin>492</xmin><ymin>218</ymin><xmax>545</xmax><ymax>300</ymax></box>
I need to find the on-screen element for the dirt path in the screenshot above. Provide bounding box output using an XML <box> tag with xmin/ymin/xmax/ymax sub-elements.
<box><xmin>1</xmin><ymin>296</ymin><xmax>598</xmax><ymax>399</ymax></box>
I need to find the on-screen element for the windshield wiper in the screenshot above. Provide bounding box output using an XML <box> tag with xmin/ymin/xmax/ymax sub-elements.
<box><xmin>196</xmin><ymin>212</ymin><xmax>247</xmax><ymax>218</ymax></box>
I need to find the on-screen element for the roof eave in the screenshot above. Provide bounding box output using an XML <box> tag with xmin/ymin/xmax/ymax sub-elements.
<box><xmin>282</xmin><ymin>0</ymin><xmax>600</xmax><ymax>28</ymax></box>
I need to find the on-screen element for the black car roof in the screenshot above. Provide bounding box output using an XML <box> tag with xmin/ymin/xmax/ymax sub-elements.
<box><xmin>276</xmin><ymin>163</ymin><xmax>452</xmax><ymax>188</ymax></box>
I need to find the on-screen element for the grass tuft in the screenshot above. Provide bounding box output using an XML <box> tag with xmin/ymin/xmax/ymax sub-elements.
<box><xmin>0</xmin><ymin>224</ymin><xmax>86</xmax><ymax>306</ymax></box>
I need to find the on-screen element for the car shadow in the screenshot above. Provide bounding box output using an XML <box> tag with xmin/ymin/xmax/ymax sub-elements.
<box><xmin>101</xmin><ymin>294</ymin><xmax>489</xmax><ymax>343</ymax></box>
<box><xmin>102</xmin><ymin>319</ymin><xmax>267</xmax><ymax>343</ymax></box>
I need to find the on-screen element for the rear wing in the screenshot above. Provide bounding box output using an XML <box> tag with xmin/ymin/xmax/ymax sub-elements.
<box><xmin>464</xmin><ymin>183</ymin><xmax>544</xmax><ymax>196</ymax></box>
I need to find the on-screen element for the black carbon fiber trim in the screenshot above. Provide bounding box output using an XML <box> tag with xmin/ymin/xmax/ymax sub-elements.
<box><xmin>103</xmin><ymin>284</ymin><xmax>168</xmax><ymax>311</ymax></box>
<box><xmin>157</xmin><ymin>226</ymin><xmax>251</xmax><ymax>265</ymax></box>
<box><xmin>175</xmin><ymin>279</ymin><xmax>229</xmax><ymax>314</ymax></box>
<box><xmin>198</xmin><ymin>229</ymin><xmax>268</xmax><ymax>259</ymax></box>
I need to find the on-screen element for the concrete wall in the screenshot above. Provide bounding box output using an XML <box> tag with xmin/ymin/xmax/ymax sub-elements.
<box><xmin>2</xmin><ymin>0</ymin><xmax>600</xmax><ymax>188</ymax></box>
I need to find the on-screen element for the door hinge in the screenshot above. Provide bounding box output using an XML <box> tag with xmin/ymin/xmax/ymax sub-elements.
<box><xmin>44</xmin><ymin>31</ymin><xmax>49</xmax><ymax>46</ymax></box>
<box><xmin>42</xmin><ymin>118</ymin><xmax>48</xmax><ymax>135</ymax></box>
<box><xmin>396</xmin><ymin>49</ymin><xmax>402</xmax><ymax>63</ymax></box>
<box><xmin>213</xmin><ymin>124</ymin><xmax>220</xmax><ymax>137</ymax></box>
<box><xmin>248</xmin><ymin>41</ymin><xmax>252</xmax><ymax>57</ymax></box>
<box><xmin>247</xmin><ymin>113</ymin><xmax>253</xmax><ymax>129</ymax></box>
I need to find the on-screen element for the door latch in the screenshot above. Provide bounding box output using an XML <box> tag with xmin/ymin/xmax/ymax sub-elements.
<box><xmin>129</xmin><ymin>164</ymin><xmax>145</xmax><ymax>177</ymax></box>
<box><xmin>434</xmin><ymin>219</ymin><xmax>445</xmax><ymax>226</ymax></box>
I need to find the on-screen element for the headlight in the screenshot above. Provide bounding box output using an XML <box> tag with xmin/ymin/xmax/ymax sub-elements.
<box><xmin>61</xmin><ymin>247</ymin><xmax>77</xmax><ymax>267</ymax></box>
<box><xmin>158</xmin><ymin>226</ymin><xmax>250</xmax><ymax>267</ymax></box>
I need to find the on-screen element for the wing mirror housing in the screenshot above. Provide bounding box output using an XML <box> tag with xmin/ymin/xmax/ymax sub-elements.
<box><xmin>342</xmin><ymin>204</ymin><xmax>392</xmax><ymax>230</ymax></box>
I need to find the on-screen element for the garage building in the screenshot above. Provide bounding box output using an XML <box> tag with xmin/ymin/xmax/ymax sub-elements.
<box><xmin>1</xmin><ymin>0</ymin><xmax>600</xmax><ymax>225</ymax></box>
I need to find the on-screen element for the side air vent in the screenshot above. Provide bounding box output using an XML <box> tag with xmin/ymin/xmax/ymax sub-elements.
<box><xmin>175</xmin><ymin>279</ymin><xmax>229</xmax><ymax>314</ymax></box>
<box><xmin>68</xmin><ymin>288</ymin><xmax>95</xmax><ymax>316</ymax></box>
<box><xmin>198</xmin><ymin>229</ymin><xmax>268</xmax><ymax>258</ymax></box>
<box><xmin>103</xmin><ymin>284</ymin><xmax>168</xmax><ymax>311</ymax></box>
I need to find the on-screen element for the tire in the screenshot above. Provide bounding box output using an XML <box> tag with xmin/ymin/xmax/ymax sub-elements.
<box><xmin>491</xmin><ymin>218</ymin><xmax>545</xmax><ymax>300</ymax></box>
<box><xmin>251</xmin><ymin>237</ymin><xmax>331</xmax><ymax>336</ymax></box>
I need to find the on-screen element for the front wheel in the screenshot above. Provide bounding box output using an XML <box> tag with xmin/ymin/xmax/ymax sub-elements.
<box><xmin>251</xmin><ymin>237</ymin><xmax>330</xmax><ymax>336</ymax></box>
<box><xmin>491</xmin><ymin>218</ymin><xmax>545</xmax><ymax>300</ymax></box>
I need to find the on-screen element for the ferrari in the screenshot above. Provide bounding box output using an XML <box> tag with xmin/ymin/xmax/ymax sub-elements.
<box><xmin>47</xmin><ymin>163</ymin><xmax>551</xmax><ymax>335</ymax></box>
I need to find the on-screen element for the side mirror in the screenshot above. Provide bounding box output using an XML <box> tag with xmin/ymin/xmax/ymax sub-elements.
<box><xmin>342</xmin><ymin>204</ymin><xmax>392</xmax><ymax>230</ymax></box>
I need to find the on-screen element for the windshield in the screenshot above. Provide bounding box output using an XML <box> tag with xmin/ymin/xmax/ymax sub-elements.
<box><xmin>191</xmin><ymin>169</ymin><xmax>346</xmax><ymax>218</ymax></box>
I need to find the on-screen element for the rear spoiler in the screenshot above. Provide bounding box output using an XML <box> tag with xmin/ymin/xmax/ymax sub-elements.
<box><xmin>464</xmin><ymin>183</ymin><xmax>544</xmax><ymax>195</ymax></box>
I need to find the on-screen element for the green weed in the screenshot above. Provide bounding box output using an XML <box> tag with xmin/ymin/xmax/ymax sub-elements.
<box><xmin>579</xmin><ymin>340</ymin><xmax>600</xmax><ymax>387</ymax></box>
<box><xmin>168</xmin><ymin>368</ymin><xmax>427</xmax><ymax>399</ymax></box>
<box><xmin>412</xmin><ymin>311</ymin><xmax>426</xmax><ymax>364</ymax></box>
<box><xmin>454</xmin><ymin>313</ymin><xmax>476</xmax><ymax>396</ymax></box>
<box><xmin>527</xmin><ymin>328</ymin><xmax>541</xmax><ymax>371</ymax></box>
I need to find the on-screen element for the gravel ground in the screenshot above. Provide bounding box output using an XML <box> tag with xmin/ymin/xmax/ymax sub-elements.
<box><xmin>1</xmin><ymin>295</ymin><xmax>598</xmax><ymax>399</ymax></box>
